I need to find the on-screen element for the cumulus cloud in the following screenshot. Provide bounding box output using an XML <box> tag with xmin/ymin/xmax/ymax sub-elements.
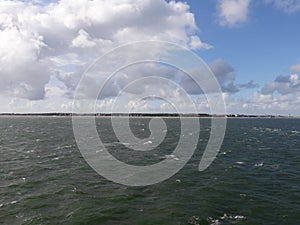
<box><xmin>0</xmin><ymin>0</ymin><xmax>211</xmax><ymax>104</ymax></box>
<box><xmin>71</xmin><ymin>29</ymin><xmax>98</xmax><ymax>48</ymax></box>
<box><xmin>235</xmin><ymin>74</ymin><xmax>300</xmax><ymax>115</ymax></box>
<box><xmin>68</xmin><ymin>59</ymin><xmax>241</xmax><ymax>114</ymax></box>
<box><xmin>60</xmin><ymin>58</ymin><xmax>242</xmax><ymax>102</ymax></box>
<box><xmin>217</xmin><ymin>0</ymin><xmax>251</xmax><ymax>27</ymax></box>
<box><xmin>59</xmin><ymin>62</ymin><xmax>178</xmax><ymax>100</ymax></box>
<box><xmin>0</xmin><ymin>16</ymin><xmax>50</xmax><ymax>100</ymax></box>
<box><xmin>188</xmin><ymin>36</ymin><xmax>213</xmax><ymax>50</ymax></box>
<box><xmin>238</xmin><ymin>80</ymin><xmax>259</xmax><ymax>89</ymax></box>
<box><xmin>217</xmin><ymin>0</ymin><xmax>300</xmax><ymax>28</ymax></box>
<box><xmin>261</xmin><ymin>74</ymin><xmax>300</xmax><ymax>95</ymax></box>
<box><xmin>264</xmin><ymin>0</ymin><xmax>300</xmax><ymax>13</ymax></box>
<box><xmin>242</xmin><ymin>91</ymin><xmax>300</xmax><ymax>115</ymax></box>
<box><xmin>209</xmin><ymin>59</ymin><xmax>239</xmax><ymax>93</ymax></box>
<box><xmin>179</xmin><ymin>59</ymin><xmax>240</xmax><ymax>94</ymax></box>
<box><xmin>43</xmin><ymin>0</ymin><xmax>211</xmax><ymax>51</ymax></box>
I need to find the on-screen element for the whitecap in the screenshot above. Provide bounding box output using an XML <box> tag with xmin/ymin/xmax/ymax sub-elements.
<box><xmin>207</xmin><ymin>217</ymin><xmax>221</xmax><ymax>225</ymax></box>
<box><xmin>234</xmin><ymin>215</ymin><xmax>246</xmax><ymax>219</ymax></box>
<box><xmin>143</xmin><ymin>140</ymin><xmax>152</xmax><ymax>145</ymax></box>
<box><xmin>61</xmin><ymin>145</ymin><xmax>72</xmax><ymax>149</ymax></box>
<box><xmin>208</xmin><ymin>213</ymin><xmax>246</xmax><ymax>224</ymax></box>
<box><xmin>56</xmin><ymin>145</ymin><xmax>72</xmax><ymax>150</ymax></box>
<box><xmin>254</xmin><ymin>162</ymin><xmax>264</xmax><ymax>167</ymax></box>
<box><xmin>220</xmin><ymin>213</ymin><xmax>246</xmax><ymax>220</ymax></box>
<box><xmin>189</xmin><ymin>216</ymin><xmax>200</xmax><ymax>225</ymax></box>
<box><xmin>25</xmin><ymin>150</ymin><xmax>35</xmax><ymax>154</ymax></box>
<box><xmin>220</xmin><ymin>213</ymin><xmax>228</xmax><ymax>219</ymax></box>
<box><xmin>236</xmin><ymin>161</ymin><xmax>245</xmax><ymax>165</ymax></box>
<box><xmin>265</xmin><ymin>127</ymin><xmax>281</xmax><ymax>133</ymax></box>
<box><xmin>165</xmin><ymin>154</ymin><xmax>179</xmax><ymax>161</ymax></box>
<box><xmin>291</xmin><ymin>130</ymin><xmax>300</xmax><ymax>134</ymax></box>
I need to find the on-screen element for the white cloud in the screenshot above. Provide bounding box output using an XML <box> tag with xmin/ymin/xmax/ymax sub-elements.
<box><xmin>189</xmin><ymin>36</ymin><xmax>213</xmax><ymax>50</ymax></box>
<box><xmin>236</xmin><ymin>74</ymin><xmax>300</xmax><ymax>115</ymax></box>
<box><xmin>290</xmin><ymin>63</ymin><xmax>300</xmax><ymax>72</ymax></box>
<box><xmin>71</xmin><ymin>29</ymin><xmax>97</xmax><ymax>48</ymax></box>
<box><xmin>217</xmin><ymin>0</ymin><xmax>251</xmax><ymax>27</ymax></box>
<box><xmin>0</xmin><ymin>19</ymin><xmax>50</xmax><ymax>100</ymax></box>
<box><xmin>243</xmin><ymin>91</ymin><xmax>299</xmax><ymax>115</ymax></box>
<box><xmin>195</xmin><ymin>72</ymin><xmax>300</xmax><ymax>116</ymax></box>
<box><xmin>264</xmin><ymin>0</ymin><xmax>300</xmax><ymax>13</ymax></box>
<box><xmin>261</xmin><ymin>74</ymin><xmax>300</xmax><ymax>95</ymax></box>
<box><xmin>41</xmin><ymin>0</ymin><xmax>211</xmax><ymax>51</ymax></box>
<box><xmin>0</xmin><ymin>0</ymin><xmax>211</xmax><ymax>109</ymax></box>
<box><xmin>45</xmin><ymin>86</ymin><xmax>66</xmax><ymax>98</ymax></box>
<box><xmin>75</xmin><ymin>59</ymin><xmax>241</xmax><ymax>102</ymax></box>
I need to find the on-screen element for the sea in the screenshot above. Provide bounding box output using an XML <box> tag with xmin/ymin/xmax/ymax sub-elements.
<box><xmin>0</xmin><ymin>117</ymin><xmax>299</xmax><ymax>225</ymax></box>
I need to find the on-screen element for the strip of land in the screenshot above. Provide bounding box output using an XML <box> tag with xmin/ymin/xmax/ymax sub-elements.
<box><xmin>0</xmin><ymin>113</ymin><xmax>296</xmax><ymax>118</ymax></box>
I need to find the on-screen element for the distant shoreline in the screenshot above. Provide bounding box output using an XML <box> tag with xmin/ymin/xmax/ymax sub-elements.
<box><xmin>0</xmin><ymin>113</ymin><xmax>298</xmax><ymax>118</ymax></box>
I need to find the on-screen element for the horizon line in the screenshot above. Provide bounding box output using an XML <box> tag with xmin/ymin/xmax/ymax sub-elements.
<box><xmin>0</xmin><ymin>112</ymin><xmax>298</xmax><ymax>118</ymax></box>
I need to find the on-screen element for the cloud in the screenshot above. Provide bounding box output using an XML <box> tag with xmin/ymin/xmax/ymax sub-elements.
<box><xmin>238</xmin><ymin>80</ymin><xmax>259</xmax><ymax>89</ymax></box>
<box><xmin>290</xmin><ymin>63</ymin><xmax>300</xmax><ymax>72</ymax></box>
<box><xmin>236</xmin><ymin>74</ymin><xmax>300</xmax><ymax>115</ymax></box>
<box><xmin>179</xmin><ymin>59</ymin><xmax>240</xmax><ymax>94</ymax></box>
<box><xmin>60</xmin><ymin>62</ymin><xmax>178</xmax><ymax>100</ymax></box>
<box><xmin>0</xmin><ymin>0</ymin><xmax>211</xmax><ymax>104</ymax></box>
<box><xmin>68</xmin><ymin>59</ymin><xmax>240</xmax><ymax>114</ymax></box>
<box><xmin>241</xmin><ymin>91</ymin><xmax>300</xmax><ymax>115</ymax></box>
<box><xmin>71</xmin><ymin>29</ymin><xmax>98</xmax><ymax>48</ymax></box>
<box><xmin>188</xmin><ymin>36</ymin><xmax>213</xmax><ymax>50</ymax></box>
<box><xmin>261</xmin><ymin>74</ymin><xmax>300</xmax><ymax>95</ymax></box>
<box><xmin>217</xmin><ymin>0</ymin><xmax>251</xmax><ymax>27</ymax></box>
<box><xmin>209</xmin><ymin>59</ymin><xmax>239</xmax><ymax>93</ymax></box>
<box><xmin>217</xmin><ymin>0</ymin><xmax>300</xmax><ymax>28</ymax></box>
<box><xmin>264</xmin><ymin>0</ymin><xmax>300</xmax><ymax>13</ymax></box>
<box><xmin>0</xmin><ymin>15</ymin><xmax>51</xmax><ymax>100</ymax></box>
<box><xmin>41</xmin><ymin>0</ymin><xmax>211</xmax><ymax>51</ymax></box>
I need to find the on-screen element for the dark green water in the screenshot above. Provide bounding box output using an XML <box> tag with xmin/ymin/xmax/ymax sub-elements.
<box><xmin>0</xmin><ymin>117</ymin><xmax>299</xmax><ymax>225</ymax></box>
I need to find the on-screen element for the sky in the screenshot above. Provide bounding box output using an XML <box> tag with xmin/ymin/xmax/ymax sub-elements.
<box><xmin>0</xmin><ymin>0</ymin><xmax>299</xmax><ymax>115</ymax></box>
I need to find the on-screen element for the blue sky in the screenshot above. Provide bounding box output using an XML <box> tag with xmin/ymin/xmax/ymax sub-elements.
<box><xmin>191</xmin><ymin>0</ymin><xmax>300</xmax><ymax>82</ymax></box>
<box><xmin>0</xmin><ymin>0</ymin><xmax>299</xmax><ymax>115</ymax></box>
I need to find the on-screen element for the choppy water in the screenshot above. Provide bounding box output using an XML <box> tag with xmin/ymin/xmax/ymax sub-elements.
<box><xmin>0</xmin><ymin>117</ymin><xmax>299</xmax><ymax>225</ymax></box>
